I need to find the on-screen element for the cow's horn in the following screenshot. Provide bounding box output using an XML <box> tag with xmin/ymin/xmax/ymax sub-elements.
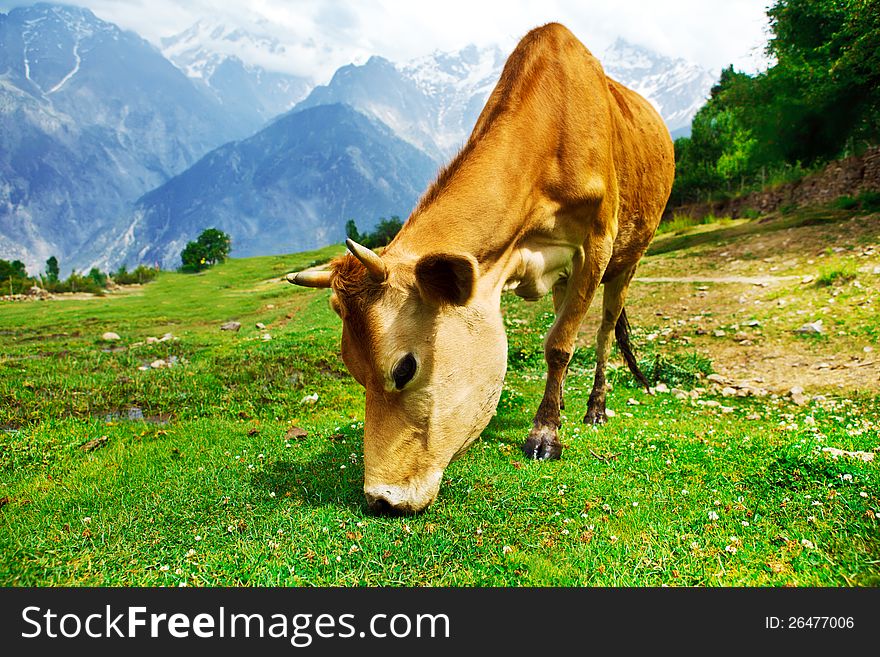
<box><xmin>346</xmin><ymin>238</ymin><xmax>387</xmax><ymax>282</ymax></box>
<box><xmin>286</xmin><ymin>270</ymin><xmax>332</xmax><ymax>288</ymax></box>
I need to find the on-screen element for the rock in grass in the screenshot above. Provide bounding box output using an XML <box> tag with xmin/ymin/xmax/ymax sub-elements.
<box><xmin>81</xmin><ymin>435</ymin><xmax>109</xmax><ymax>452</ymax></box>
<box><xmin>101</xmin><ymin>332</ymin><xmax>121</xmax><ymax>341</ymax></box>
<box><xmin>284</xmin><ymin>426</ymin><xmax>308</xmax><ymax>441</ymax></box>
<box><xmin>788</xmin><ymin>385</ymin><xmax>808</xmax><ymax>406</ymax></box>
<box><xmin>255</xmin><ymin>322</ymin><xmax>266</xmax><ymax>330</ymax></box>
<box><xmin>220</xmin><ymin>321</ymin><xmax>241</xmax><ymax>332</ymax></box>
<box><xmin>794</xmin><ymin>320</ymin><xmax>824</xmax><ymax>334</ymax></box>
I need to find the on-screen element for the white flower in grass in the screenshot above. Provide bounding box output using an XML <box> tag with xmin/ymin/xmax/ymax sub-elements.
<box><xmin>860</xmin><ymin>492</ymin><xmax>868</xmax><ymax>498</ymax></box>
<box><xmin>159</xmin><ymin>565</ymin><xmax>169</xmax><ymax>572</ymax></box>
<box><xmin>502</xmin><ymin>545</ymin><xmax>513</xmax><ymax>555</ymax></box>
<box><xmin>708</xmin><ymin>511</ymin><xmax>719</xmax><ymax>521</ymax></box>
<box><xmin>801</xmin><ymin>539</ymin><xmax>816</xmax><ymax>549</ymax></box>
<box><xmin>725</xmin><ymin>545</ymin><xmax>737</xmax><ymax>554</ymax></box>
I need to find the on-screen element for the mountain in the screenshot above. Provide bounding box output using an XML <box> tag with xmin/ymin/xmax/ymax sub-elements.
<box><xmin>296</xmin><ymin>40</ymin><xmax>715</xmax><ymax>161</ymax></box>
<box><xmin>160</xmin><ymin>20</ymin><xmax>313</xmax><ymax>134</ymax></box>
<box><xmin>100</xmin><ymin>104</ymin><xmax>438</xmax><ymax>270</ymax></box>
<box><xmin>0</xmin><ymin>3</ymin><xmax>241</xmax><ymax>273</ymax></box>
<box><xmin>295</xmin><ymin>45</ymin><xmax>506</xmax><ymax>162</ymax></box>
<box><xmin>601</xmin><ymin>38</ymin><xmax>716</xmax><ymax>137</ymax></box>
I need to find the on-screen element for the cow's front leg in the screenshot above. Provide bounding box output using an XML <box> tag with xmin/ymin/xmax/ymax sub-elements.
<box><xmin>522</xmin><ymin>229</ymin><xmax>613</xmax><ymax>460</ymax></box>
<box><xmin>522</xmin><ymin>347</ymin><xmax>569</xmax><ymax>460</ymax></box>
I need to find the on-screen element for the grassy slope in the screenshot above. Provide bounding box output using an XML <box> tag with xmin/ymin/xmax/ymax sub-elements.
<box><xmin>1</xmin><ymin>216</ymin><xmax>877</xmax><ymax>587</ymax></box>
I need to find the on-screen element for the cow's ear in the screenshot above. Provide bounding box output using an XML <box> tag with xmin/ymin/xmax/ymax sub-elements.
<box><xmin>414</xmin><ymin>253</ymin><xmax>478</xmax><ymax>306</ymax></box>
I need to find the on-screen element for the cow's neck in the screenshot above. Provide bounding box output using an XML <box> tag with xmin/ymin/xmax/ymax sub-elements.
<box><xmin>387</xmin><ymin>130</ymin><xmax>571</xmax><ymax>304</ymax></box>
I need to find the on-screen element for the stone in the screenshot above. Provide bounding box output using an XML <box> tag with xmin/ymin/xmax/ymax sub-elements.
<box><xmin>794</xmin><ymin>320</ymin><xmax>824</xmax><ymax>334</ymax></box>
<box><xmin>101</xmin><ymin>332</ymin><xmax>121</xmax><ymax>341</ymax></box>
<box><xmin>284</xmin><ymin>426</ymin><xmax>308</xmax><ymax>441</ymax></box>
<box><xmin>220</xmin><ymin>321</ymin><xmax>241</xmax><ymax>332</ymax></box>
<box><xmin>721</xmin><ymin>387</ymin><xmax>737</xmax><ymax>397</ymax></box>
<box><xmin>788</xmin><ymin>385</ymin><xmax>808</xmax><ymax>406</ymax></box>
<box><xmin>653</xmin><ymin>383</ymin><xmax>669</xmax><ymax>394</ymax></box>
<box><xmin>707</xmin><ymin>373</ymin><xmax>726</xmax><ymax>384</ymax></box>
<box><xmin>261</xmin><ymin>333</ymin><xmax>272</xmax><ymax>341</ymax></box>
<box><xmin>146</xmin><ymin>336</ymin><xmax>160</xmax><ymax>344</ymax></box>
<box><xmin>255</xmin><ymin>322</ymin><xmax>266</xmax><ymax>330</ymax></box>
<box><xmin>150</xmin><ymin>359</ymin><xmax>167</xmax><ymax>369</ymax></box>
<box><xmin>301</xmin><ymin>393</ymin><xmax>319</xmax><ymax>404</ymax></box>
<box><xmin>713</xmin><ymin>330</ymin><xmax>726</xmax><ymax>337</ymax></box>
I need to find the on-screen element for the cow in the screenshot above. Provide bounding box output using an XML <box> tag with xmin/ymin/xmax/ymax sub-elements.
<box><xmin>287</xmin><ymin>23</ymin><xmax>675</xmax><ymax>514</ymax></box>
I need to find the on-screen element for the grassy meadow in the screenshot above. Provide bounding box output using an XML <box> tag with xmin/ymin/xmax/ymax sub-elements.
<box><xmin>1</xmin><ymin>209</ymin><xmax>878</xmax><ymax>587</ymax></box>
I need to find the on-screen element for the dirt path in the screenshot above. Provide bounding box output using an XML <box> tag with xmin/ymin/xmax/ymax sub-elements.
<box><xmin>637</xmin><ymin>275</ymin><xmax>800</xmax><ymax>286</ymax></box>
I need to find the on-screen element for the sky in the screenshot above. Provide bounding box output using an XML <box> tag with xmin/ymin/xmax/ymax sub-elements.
<box><xmin>2</xmin><ymin>0</ymin><xmax>774</xmax><ymax>82</ymax></box>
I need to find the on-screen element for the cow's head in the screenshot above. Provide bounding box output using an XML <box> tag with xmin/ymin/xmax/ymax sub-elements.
<box><xmin>288</xmin><ymin>239</ymin><xmax>507</xmax><ymax>513</ymax></box>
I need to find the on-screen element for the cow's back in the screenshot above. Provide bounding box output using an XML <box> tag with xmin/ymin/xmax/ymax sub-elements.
<box><xmin>473</xmin><ymin>23</ymin><xmax>673</xmax><ymax>260</ymax></box>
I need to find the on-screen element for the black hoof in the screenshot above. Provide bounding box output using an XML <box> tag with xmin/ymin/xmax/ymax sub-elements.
<box><xmin>522</xmin><ymin>425</ymin><xmax>563</xmax><ymax>460</ymax></box>
<box><xmin>583</xmin><ymin>406</ymin><xmax>607</xmax><ymax>425</ymax></box>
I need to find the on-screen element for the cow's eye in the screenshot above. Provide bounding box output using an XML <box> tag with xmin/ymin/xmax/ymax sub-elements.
<box><xmin>392</xmin><ymin>353</ymin><xmax>417</xmax><ymax>389</ymax></box>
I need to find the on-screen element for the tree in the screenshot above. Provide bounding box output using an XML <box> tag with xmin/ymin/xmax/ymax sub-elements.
<box><xmin>345</xmin><ymin>219</ymin><xmax>361</xmax><ymax>242</ymax></box>
<box><xmin>88</xmin><ymin>267</ymin><xmax>107</xmax><ymax>288</ymax></box>
<box><xmin>181</xmin><ymin>228</ymin><xmax>231</xmax><ymax>272</ymax></box>
<box><xmin>45</xmin><ymin>256</ymin><xmax>59</xmax><ymax>283</ymax></box>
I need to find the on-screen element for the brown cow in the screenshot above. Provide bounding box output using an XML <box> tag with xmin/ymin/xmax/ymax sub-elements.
<box><xmin>288</xmin><ymin>23</ymin><xmax>675</xmax><ymax>513</ymax></box>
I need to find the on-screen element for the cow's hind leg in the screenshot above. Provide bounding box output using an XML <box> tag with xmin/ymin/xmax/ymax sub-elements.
<box><xmin>584</xmin><ymin>267</ymin><xmax>635</xmax><ymax>424</ymax></box>
<box><xmin>522</xmin><ymin>234</ymin><xmax>613</xmax><ymax>460</ymax></box>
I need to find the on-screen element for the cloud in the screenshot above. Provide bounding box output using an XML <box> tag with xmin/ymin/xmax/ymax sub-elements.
<box><xmin>3</xmin><ymin>0</ymin><xmax>772</xmax><ymax>80</ymax></box>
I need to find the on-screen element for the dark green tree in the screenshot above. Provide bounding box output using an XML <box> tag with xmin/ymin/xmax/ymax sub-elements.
<box><xmin>345</xmin><ymin>219</ymin><xmax>361</xmax><ymax>242</ymax></box>
<box><xmin>88</xmin><ymin>267</ymin><xmax>107</xmax><ymax>288</ymax></box>
<box><xmin>45</xmin><ymin>256</ymin><xmax>59</xmax><ymax>282</ymax></box>
<box><xmin>181</xmin><ymin>228</ymin><xmax>232</xmax><ymax>272</ymax></box>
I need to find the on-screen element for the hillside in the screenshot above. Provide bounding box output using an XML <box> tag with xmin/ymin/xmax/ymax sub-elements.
<box><xmin>98</xmin><ymin>103</ymin><xmax>437</xmax><ymax>271</ymax></box>
<box><xmin>0</xmin><ymin>3</ymin><xmax>240</xmax><ymax>272</ymax></box>
<box><xmin>1</xmin><ymin>204</ymin><xmax>877</xmax><ymax>586</ymax></box>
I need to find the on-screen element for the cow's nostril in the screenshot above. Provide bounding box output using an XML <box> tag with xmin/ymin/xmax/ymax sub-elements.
<box><xmin>367</xmin><ymin>496</ymin><xmax>400</xmax><ymax>516</ymax></box>
<box><xmin>366</xmin><ymin>494</ymin><xmax>409</xmax><ymax>516</ymax></box>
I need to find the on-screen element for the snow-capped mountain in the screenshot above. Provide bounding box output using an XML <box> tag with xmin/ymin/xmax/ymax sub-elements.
<box><xmin>295</xmin><ymin>40</ymin><xmax>714</xmax><ymax>162</ymax></box>
<box><xmin>601</xmin><ymin>38</ymin><xmax>716</xmax><ymax>138</ymax></box>
<box><xmin>0</xmin><ymin>3</ymin><xmax>240</xmax><ymax>273</ymax></box>
<box><xmin>295</xmin><ymin>45</ymin><xmax>505</xmax><ymax>163</ymax></box>
<box><xmin>160</xmin><ymin>20</ymin><xmax>313</xmax><ymax>133</ymax></box>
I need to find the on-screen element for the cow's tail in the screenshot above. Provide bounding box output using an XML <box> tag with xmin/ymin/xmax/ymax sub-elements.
<box><xmin>615</xmin><ymin>307</ymin><xmax>651</xmax><ymax>392</ymax></box>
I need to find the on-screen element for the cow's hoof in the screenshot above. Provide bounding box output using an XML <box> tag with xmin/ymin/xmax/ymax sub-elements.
<box><xmin>522</xmin><ymin>425</ymin><xmax>563</xmax><ymax>460</ymax></box>
<box><xmin>583</xmin><ymin>406</ymin><xmax>607</xmax><ymax>425</ymax></box>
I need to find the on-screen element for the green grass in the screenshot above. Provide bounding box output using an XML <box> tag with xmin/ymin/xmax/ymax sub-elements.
<box><xmin>1</xmin><ymin>242</ymin><xmax>878</xmax><ymax>587</ymax></box>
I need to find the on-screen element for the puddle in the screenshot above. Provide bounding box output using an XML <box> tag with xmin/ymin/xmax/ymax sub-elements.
<box><xmin>102</xmin><ymin>407</ymin><xmax>172</xmax><ymax>425</ymax></box>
